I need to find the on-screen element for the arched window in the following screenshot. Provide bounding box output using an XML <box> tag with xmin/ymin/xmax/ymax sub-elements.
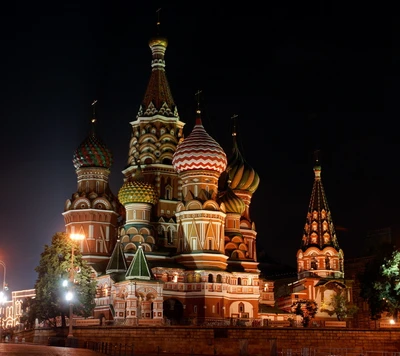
<box><xmin>311</xmin><ymin>257</ymin><xmax>317</xmax><ymax>270</ymax></box>
<box><xmin>208</xmin><ymin>274</ymin><xmax>213</xmax><ymax>283</ymax></box>
<box><xmin>165</xmin><ymin>185</ymin><xmax>172</xmax><ymax>200</ymax></box>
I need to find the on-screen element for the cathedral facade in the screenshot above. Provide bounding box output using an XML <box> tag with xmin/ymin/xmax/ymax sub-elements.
<box><xmin>1</xmin><ymin>24</ymin><xmax>358</xmax><ymax>331</ymax></box>
<box><xmin>62</xmin><ymin>27</ymin><xmax>263</xmax><ymax>326</ymax></box>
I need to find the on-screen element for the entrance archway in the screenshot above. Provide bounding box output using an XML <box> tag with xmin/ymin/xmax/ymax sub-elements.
<box><xmin>163</xmin><ymin>298</ymin><xmax>184</xmax><ymax>325</ymax></box>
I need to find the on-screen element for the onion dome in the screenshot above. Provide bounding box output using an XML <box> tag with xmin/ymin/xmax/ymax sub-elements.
<box><xmin>172</xmin><ymin>110</ymin><xmax>227</xmax><ymax>174</ymax></box>
<box><xmin>73</xmin><ymin>106</ymin><xmax>113</xmax><ymax>170</ymax></box>
<box><xmin>118</xmin><ymin>166</ymin><xmax>158</xmax><ymax>206</ymax></box>
<box><xmin>227</xmin><ymin>118</ymin><xmax>259</xmax><ymax>194</ymax></box>
<box><xmin>218</xmin><ymin>186</ymin><xmax>246</xmax><ymax>215</ymax></box>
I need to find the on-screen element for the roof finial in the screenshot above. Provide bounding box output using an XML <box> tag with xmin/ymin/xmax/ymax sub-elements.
<box><xmin>231</xmin><ymin>114</ymin><xmax>238</xmax><ymax>138</ymax></box>
<box><xmin>91</xmin><ymin>99</ymin><xmax>98</xmax><ymax>124</ymax></box>
<box><xmin>156</xmin><ymin>8</ymin><xmax>161</xmax><ymax>35</ymax></box>
<box><xmin>195</xmin><ymin>89</ymin><xmax>202</xmax><ymax>110</ymax></box>
<box><xmin>314</xmin><ymin>149</ymin><xmax>321</xmax><ymax>166</ymax></box>
<box><xmin>195</xmin><ymin>90</ymin><xmax>202</xmax><ymax>125</ymax></box>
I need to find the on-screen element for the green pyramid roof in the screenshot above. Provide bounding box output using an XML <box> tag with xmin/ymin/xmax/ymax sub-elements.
<box><xmin>126</xmin><ymin>245</ymin><xmax>154</xmax><ymax>280</ymax></box>
<box><xmin>106</xmin><ymin>240</ymin><xmax>127</xmax><ymax>274</ymax></box>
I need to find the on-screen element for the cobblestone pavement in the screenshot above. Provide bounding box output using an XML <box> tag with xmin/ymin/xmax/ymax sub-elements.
<box><xmin>0</xmin><ymin>343</ymin><xmax>105</xmax><ymax>355</ymax></box>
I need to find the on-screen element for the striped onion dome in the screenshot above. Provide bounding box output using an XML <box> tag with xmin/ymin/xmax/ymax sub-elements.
<box><xmin>172</xmin><ymin>110</ymin><xmax>227</xmax><ymax>174</ymax></box>
<box><xmin>227</xmin><ymin>137</ymin><xmax>260</xmax><ymax>194</ymax></box>
<box><xmin>73</xmin><ymin>131</ymin><xmax>113</xmax><ymax>169</ymax></box>
<box><xmin>118</xmin><ymin>167</ymin><xmax>158</xmax><ymax>206</ymax></box>
<box><xmin>218</xmin><ymin>186</ymin><xmax>246</xmax><ymax>215</ymax></box>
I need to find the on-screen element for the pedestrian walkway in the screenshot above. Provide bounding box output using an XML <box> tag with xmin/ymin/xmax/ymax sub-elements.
<box><xmin>0</xmin><ymin>343</ymin><xmax>105</xmax><ymax>355</ymax></box>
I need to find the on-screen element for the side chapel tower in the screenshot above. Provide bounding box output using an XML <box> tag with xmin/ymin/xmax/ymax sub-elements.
<box><xmin>63</xmin><ymin>102</ymin><xmax>120</xmax><ymax>271</ymax></box>
<box><xmin>277</xmin><ymin>153</ymin><xmax>353</xmax><ymax>320</ymax></box>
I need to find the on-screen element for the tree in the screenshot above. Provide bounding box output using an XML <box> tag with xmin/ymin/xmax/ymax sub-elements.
<box><xmin>359</xmin><ymin>243</ymin><xmax>398</xmax><ymax>321</ymax></box>
<box><xmin>19</xmin><ymin>297</ymin><xmax>38</xmax><ymax>329</ymax></box>
<box><xmin>323</xmin><ymin>291</ymin><xmax>358</xmax><ymax>321</ymax></box>
<box><xmin>33</xmin><ymin>232</ymin><xmax>97</xmax><ymax>327</ymax></box>
<box><xmin>291</xmin><ymin>299</ymin><xmax>318</xmax><ymax>327</ymax></box>
<box><xmin>373</xmin><ymin>249</ymin><xmax>400</xmax><ymax>321</ymax></box>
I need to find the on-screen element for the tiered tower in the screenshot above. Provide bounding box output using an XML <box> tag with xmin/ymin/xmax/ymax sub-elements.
<box><xmin>276</xmin><ymin>154</ymin><xmax>353</xmax><ymax>320</ymax></box>
<box><xmin>63</xmin><ymin>103</ymin><xmax>120</xmax><ymax>271</ymax></box>
<box><xmin>121</xmin><ymin>24</ymin><xmax>185</xmax><ymax>250</ymax></box>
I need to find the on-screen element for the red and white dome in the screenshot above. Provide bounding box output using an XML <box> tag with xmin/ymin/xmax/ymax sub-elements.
<box><xmin>172</xmin><ymin>112</ymin><xmax>227</xmax><ymax>174</ymax></box>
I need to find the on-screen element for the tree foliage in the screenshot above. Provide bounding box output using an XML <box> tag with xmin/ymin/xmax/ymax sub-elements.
<box><xmin>33</xmin><ymin>232</ymin><xmax>97</xmax><ymax>327</ymax></box>
<box><xmin>373</xmin><ymin>249</ymin><xmax>400</xmax><ymax>321</ymax></box>
<box><xmin>19</xmin><ymin>297</ymin><xmax>37</xmax><ymax>329</ymax></box>
<box><xmin>359</xmin><ymin>243</ymin><xmax>400</xmax><ymax>321</ymax></box>
<box><xmin>291</xmin><ymin>299</ymin><xmax>318</xmax><ymax>327</ymax></box>
<box><xmin>324</xmin><ymin>291</ymin><xmax>358</xmax><ymax>321</ymax></box>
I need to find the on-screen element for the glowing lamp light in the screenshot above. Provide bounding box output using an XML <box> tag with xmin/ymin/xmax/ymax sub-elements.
<box><xmin>70</xmin><ymin>233</ymin><xmax>85</xmax><ymax>242</ymax></box>
<box><xmin>66</xmin><ymin>291</ymin><xmax>73</xmax><ymax>302</ymax></box>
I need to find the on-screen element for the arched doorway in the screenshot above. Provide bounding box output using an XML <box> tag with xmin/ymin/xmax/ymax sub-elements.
<box><xmin>163</xmin><ymin>298</ymin><xmax>184</xmax><ymax>325</ymax></box>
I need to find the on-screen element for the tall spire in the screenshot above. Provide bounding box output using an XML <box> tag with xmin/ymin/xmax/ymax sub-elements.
<box><xmin>301</xmin><ymin>153</ymin><xmax>340</xmax><ymax>251</ymax></box>
<box><xmin>137</xmin><ymin>10</ymin><xmax>177</xmax><ymax>118</ymax></box>
<box><xmin>296</xmin><ymin>153</ymin><xmax>344</xmax><ymax>279</ymax></box>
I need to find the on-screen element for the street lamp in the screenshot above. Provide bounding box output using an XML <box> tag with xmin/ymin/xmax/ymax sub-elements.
<box><xmin>67</xmin><ymin>233</ymin><xmax>85</xmax><ymax>339</ymax></box>
<box><xmin>0</xmin><ymin>261</ymin><xmax>6</xmax><ymax>291</ymax></box>
<box><xmin>0</xmin><ymin>291</ymin><xmax>6</xmax><ymax>343</ymax></box>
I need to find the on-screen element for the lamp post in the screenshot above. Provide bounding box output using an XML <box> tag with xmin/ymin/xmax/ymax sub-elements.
<box><xmin>0</xmin><ymin>291</ymin><xmax>6</xmax><ymax>343</ymax></box>
<box><xmin>0</xmin><ymin>261</ymin><xmax>6</xmax><ymax>291</ymax></box>
<box><xmin>67</xmin><ymin>233</ymin><xmax>85</xmax><ymax>339</ymax></box>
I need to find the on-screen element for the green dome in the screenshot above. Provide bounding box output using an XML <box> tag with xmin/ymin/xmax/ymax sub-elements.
<box><xmin>218</xmin><ymin>186</ymin><xmax>246</xmax><ymax>215</ymax></box>
<box><xmin>118</xmin><ymin>180</ymin><xmax>158</xmax><ymax>206</ymax></box>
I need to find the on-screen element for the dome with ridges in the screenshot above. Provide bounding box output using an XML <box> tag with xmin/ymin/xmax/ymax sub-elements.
<box><xmin>227</xmin><ymin>140</ymin><xmax>259</xmax><ymax>194</ymax></box>
<box><xmin>218</xmin><ymin>186</ymin><xmax>246</xmax><ymax>215</ymax></box>
<box><xmin>172</xmin><ymin>112</ymin><xmax>227</xmax><ymax>174</ymax></box>
<box><xmin>118</xmin><ymin>167</ymin><xmax>158</xmax><ymax>206</ymax></box>
<box><xmin>73</xmin><ymin>131</ymin><xmax>113</xmax><ymax>170</ymax></box>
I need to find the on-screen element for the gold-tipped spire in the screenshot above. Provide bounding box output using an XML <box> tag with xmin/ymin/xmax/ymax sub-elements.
<box><xmin>91</xmin><ymin>99</ymin><xmax>98</xmax><ymax>124</ymax></box>
<box><xmin>195</xmin><ymin>90</ymin><xmax>202</xmax><ymax>125</ymax></box>
<box><xmin>156</xmin><ymin>8</ymin><xmax>161</xmax><ymax>35</ymax></box>
<box><xmin>231</xmin><ymin>114</ymin><xmax>238</xmax><ymax>140</ymax></box>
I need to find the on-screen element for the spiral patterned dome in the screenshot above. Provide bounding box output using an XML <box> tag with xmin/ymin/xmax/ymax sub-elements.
<box><xmin>172</xmin><ymin>113</ymin><xmax>227</xmax><ymax>174</ymax></box>
<box><xmin>73</xmin><ymin>131</ymin><xmax>113</xmax><ymax>169</ymax></box>
<box><xmin>218</xmin><ymin>187</ymin><xmax>246</xmax><ymax>215</ymax></box>
<box><xmin>118</xmin><ymin>168</ymin><xmax>158</xmax><ymax>206</ymax></box>
<box><xmin>227</xmin><ymin>142</ymin><xmax>260</xmax><ymax>194</ymax></box>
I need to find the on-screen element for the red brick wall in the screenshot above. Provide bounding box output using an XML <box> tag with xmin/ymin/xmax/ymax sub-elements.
<box><xmin>19</xmin><ymin>326</ymin><xmax>400</xmax><ymax>355</ymax></box>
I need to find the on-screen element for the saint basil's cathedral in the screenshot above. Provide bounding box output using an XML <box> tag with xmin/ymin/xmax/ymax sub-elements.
<box><xmin>6</xmin><ymin>22</ymin><xmax>355</xmax><ymax>329</ymax></box>
<box><xmin>62</xmin><ymin>22</ymin><xmax>354</xmax><ymax>325</ymax></box>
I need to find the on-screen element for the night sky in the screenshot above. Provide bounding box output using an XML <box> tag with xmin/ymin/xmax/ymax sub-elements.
<box><xmin>0</xmin><ymin>2</ymin><xmax>398</xmax><ymax>291</ymax></box>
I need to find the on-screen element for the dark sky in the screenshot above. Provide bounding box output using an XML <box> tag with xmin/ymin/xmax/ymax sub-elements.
<box><xmin>0</xmin><ymin>2</ymin><xmax>399</xmax><ymax>291</ymax></box>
